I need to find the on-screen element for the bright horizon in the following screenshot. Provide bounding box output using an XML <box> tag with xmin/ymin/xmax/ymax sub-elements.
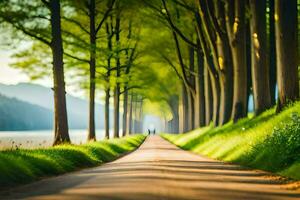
<box><xmin>0</xmin><ymin>50</ymin><xmax>30</xmax><ymax>85</ymax></box>
<box><xmin>0</xmin><ymin>50</ymin><xmax>90</xmax><ymax>99</ymax></box>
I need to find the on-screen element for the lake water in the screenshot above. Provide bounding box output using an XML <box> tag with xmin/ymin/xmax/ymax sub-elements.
<box><xmin>0</xmin><ymin>129</ymin><xmax>110</xmax><ymax>149</ymax></box>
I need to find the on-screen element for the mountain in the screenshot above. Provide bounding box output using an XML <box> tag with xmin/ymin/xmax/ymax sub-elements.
<box><xmin>0</xmin><ymin>94</ymin><xmax>53</xmax><ymax>130</ymax></box>
<box><xmin>0</xmin><ymin>83</ymin><xmax>113</xmax><ymax>129</ymax></box>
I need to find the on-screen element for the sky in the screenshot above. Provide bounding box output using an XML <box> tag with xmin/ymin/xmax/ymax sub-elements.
<box><xmin>0</xmin><ymin>50</ymin><xmax>86</xmax><ymax>98</ymax></box>
<box><xmin>0</xmin><ymin>50</ymin><xmax>30</xmax><ymax>85</ymax></box>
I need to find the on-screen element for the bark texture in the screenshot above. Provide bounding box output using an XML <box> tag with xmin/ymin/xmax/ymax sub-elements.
<box><xmin>250</xmin><ymin>0</ymin><xmax>271</xmax><ymax>115</ymax></box>
<box><xmin>275</xmin><ymin>0</ymin><xmax>299</xmax><ymax>111</ymax></box>
<box><xmin>51</xmin><ymin>0</ymin><xmax>70</xmax><ymax>145</ymax></box>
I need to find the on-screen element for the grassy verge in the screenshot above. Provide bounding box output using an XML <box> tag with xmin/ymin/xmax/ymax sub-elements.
<box><xmin>162</xmin><ymin>102</ymin><xmax>300</xmax><ymax>180</ymax></box>
<box><xmin>0</xmin><ymin>134</ymin><xmax>146</xmax><ymax>188</ymax></box>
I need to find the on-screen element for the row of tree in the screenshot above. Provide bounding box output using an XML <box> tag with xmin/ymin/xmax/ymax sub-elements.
<box><xmin>0</xmin><ymin>0</ymin><xmax>147</xmax><ymax>145</ymax></box>
<box><xmin>145</xmin><ymin>0</ymin><xmax>299</xmax><ymax>133</ymax></box>
<box><xmin>0</xmin><ymin>0</ymin><xmax>299</xmax><ymax>144</ymax></box>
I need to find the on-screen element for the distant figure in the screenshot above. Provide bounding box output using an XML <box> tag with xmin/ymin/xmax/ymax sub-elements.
<box><xmin>148</xmin><ymin>129</ymin><xmax>151</xmax><ymax>135</ymax></box>
<box><xmin>153</xmin><ymin>129</ymin><xmax>156</xmax><ymax>135</ymax></box>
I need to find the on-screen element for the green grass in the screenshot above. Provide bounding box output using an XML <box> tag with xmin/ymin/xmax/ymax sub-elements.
<box><xmin>162</xmin><ymin>102</ymin><xmax>300</xmax><ymax>180</ymax></box>
<box><xmin>0</xmin><ymin>134</ymin><xmax>146</xmax><ymax>188</ymax></box>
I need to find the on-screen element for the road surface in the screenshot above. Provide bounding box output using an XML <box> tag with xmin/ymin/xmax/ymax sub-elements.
<box><xmin>1</xmin><ymin>136</ymin><xmax>300</xmax><ymax>200</ymax></box>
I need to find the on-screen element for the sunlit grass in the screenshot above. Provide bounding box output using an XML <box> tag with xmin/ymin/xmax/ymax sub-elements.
<box><xmin>162</xmin><ymin>102</ymin><xmax>300</xmax><ymax>180</ymax></box>
<box><xmin>0</xmin><ymin>134</ymin><xmax>146</xmax><ymax>188</ymax></box>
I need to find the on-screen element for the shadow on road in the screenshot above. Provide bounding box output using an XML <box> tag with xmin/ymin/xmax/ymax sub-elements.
<box><xmin>1</xmin><ymin>136</ymin><xmax>299</xmax><ymax>200</ymax></box>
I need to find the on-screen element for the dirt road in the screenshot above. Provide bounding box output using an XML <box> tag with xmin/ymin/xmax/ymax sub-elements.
<box><xmin>1</xmin><ymin>136</ymin><xmax>300</xmax><ymax>200</ymax></box>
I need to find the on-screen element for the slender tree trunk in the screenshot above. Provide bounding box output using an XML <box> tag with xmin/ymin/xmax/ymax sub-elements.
<box><xmin>209</xmin><ymin>69</ymin><xmax>220</xmax><ymax>127</ymax></box>
<box><xmin>269</xmin><ymin>0</ymin><xmax>277</xmax><ymax>106</ymax></box>
<box><xmin>51</xmin><ymin>0</ymin><xmax>70</xmax><ymax>145</ymax></box>
<box><xmin>179</xmin><ymin>89</ymin><xmax>184</xmax><ymax>133</ymax></box>
<box><xmin>188</xmin><ymin>45</ymin><xmax>195</xmax><ymax>130</ymax></box>
<box><xmin>138</xmin><ymin>100</ymin><xmax>143</xmax><ymax>133</ymax></box>
<box><xmin>246</xmin><ymin>14</ymin><xmax>252</xmax><ymax>115</ymax></box>
<box><xmin>128</xmin><ymin>93</ymin><xmax>133</xmax><ymax>135</ymax></box>
<box><xmin>113</xmin><ymin>1</ymin><xmax>120</xmax><ymax>138</ymax></box>
<box><xmin>122</xmin><ymin>88</ymin><xmax>128</xmax><ymax>136</ymax></box>
<box><xmin>133</xmin><ymin>96</ymin><xmax>138</xmax><ymax>133</ymax></box>
<box><xmin>182</xmin><ymin>83</ymin><xmax>189</xmax><ymax>132</ymax></box>
<box><xmin>275</xmin><ymin>0</ymin><xmax>299</xmax><ymax>111</ymax></box>
<box><xmin>170</xmin><ymin>98</ymin><xmax>179</xmax><ymax>133</ymax></box>
<box><xmin>204</xmin><ymin>59</ymin><xmax>213</xmax><ymax>125</ymax></box>
<box><xmin>198</xmin><ymin>0</ymin><xmax>233</xmax><ymax>125</ymax></box>
<box><xmin>171</xmin><ymin>30</ymin><xmax>196</xmax><ymax>131</ymax></box>
<box><xmin>250</xmin><ymin>0</ymin><xmax>271</xmax><ymax>115</ymax></box>
<box><xmin>215</xmin><ymin>2</ymin><xmax>234</xmax><ymax>125</ymax></box>
<box><xmin>195</xmin><ymin>11</ymin><xmax>220</xmax><ymax>126</ymax></box>
<box><xmin>195</xmin><ymin>43</ymin><xmax>206</xmax><ymax>127</ymax></box>
<box><xmin>226</xmin><ymin>0</ymin><xmax>247</xmax><ymax>122</ymax></box>
<box><xmin>113</xmin><ymin>86</ymin><xmax>120</xmax><ymax>138</ymax></box>
<box><xmin>168</xmin><ymin>96</ymin><xmax>179</xmax><ymax>133</ymax></box>
<box><xmin>216</xmin><ymin>37</ymin><xmax>233</xmax><ymax>125</ymax></box>
<box><xmin>87</xmin><ymin>0</ymin><xmax>96</xmax><ymax>141</ymax></box>
<box><xmin>104</xmin><ymin>22</ymin><xmax>112</xmax><ymax>139</ymax></box>
<box><xmin>104</xmin><ymin>88</ymin><xmax>110</xmax><ymax>138</ymax></box>
<box><xmin>187</xmin><ymin>90</ymin><xmax>193</xmax><ymax>131</ymax></box>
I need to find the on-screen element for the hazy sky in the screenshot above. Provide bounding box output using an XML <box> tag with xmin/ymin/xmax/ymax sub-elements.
<box><xmin>0</xmin><ymin>50</ymin><xmax>88</xmax><ymax>98</ymax></box>
<box><xmin>0</xmin><ymin>50</ymin><xmax>30</xmax><ymax>85</ymax></box>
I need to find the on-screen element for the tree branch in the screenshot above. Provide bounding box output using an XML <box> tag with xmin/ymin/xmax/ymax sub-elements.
<box><xmin>162</xmin><ymin>0</ymin><xmax>197</xmax><ymax>48</ymax></box>
<box><xmin>95</xmin><ymin>0</ymin><xmax>116</xmax><ymax>34</ymax></box>
<box><xmin>41</xmin><ymin>0</ymin><xmax>50</xmax><ymax>8</ymax></box>
<box><xmin>160</xmin><ymin>54</ymin><xmax>184</xmax><ymax>82</ymax></box>
<box><xmin>202</xmin><ymin>0</ymin><xmax>225</xmax><ymax>37</ymax></box>
<box><xmin>62</xmin><ymin>17</ymin><xmax>90</xmax><ymax>35</ymax></box>
<box><xmin>64</xmin><ymin>52</ymin><xmax>90</xmax><ymax>63</ymax></box>
<box><xmin>120</xmin><ymin>85</ymin><xmax>143</xmax><ymax>94</ymax></box>
<box><xmin>8</xmin><ymin>21</ymin><xmax>51</xmax><ymax>46</ymax></box>
<box><xmin>171</xmin><ymin>0</ymin><xmax>196</xmax><ymax>12</ymax></box>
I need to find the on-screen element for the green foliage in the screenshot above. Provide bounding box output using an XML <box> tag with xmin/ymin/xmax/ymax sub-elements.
<box><xmin>244</xmin><ymin>113</ymin><xmax>300</xmax><ymax>175</ymax></box>
<box><xmin>162</xmin><ymin>102</ymin><xmax>300</xmax><ymax>180</ymax></box>
<box><xmin>11</xmin><ymin>42</ymin><xmax>52</xmax><ymax>80</ymax></box>
<box><xmin>0</xmin><ymin>134</ymin><xmax>145</xmax><ymax>188</ymax></box>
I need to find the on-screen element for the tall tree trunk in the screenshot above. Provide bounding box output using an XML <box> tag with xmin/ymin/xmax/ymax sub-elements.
<box><xmin>269</xmin><ymin>0</ymin><xmax>277</xmax><ymax>106</ymax></box>
<box><xmin>226</xmin><ymin>0</ymin><xmax>248</xmax><ymax>122</ymax></box>
<box><xmin>246</xmin><ymin>13</ymin><xmax>252</xmax><ymax>115</ymax></box>
<box><xmin>88</xmin><ymin>0</ymin><xmax>96</xmax><ymax>141</ymax></box>
<box><xmin>216</xmin><ymin>37</ymin><xmax>234</xmax><ymax>125</ymax></box>
<box><xmin>204</xmin><ymin>59</ymin><xmax>213</xmax><ymax>125</ymax></box>
<box><xmin>50</xmin><ymin>0</ymin><xmax>70</xmax><ymax>145</ymax></box>
<box><xmin>194</xmin><ymin>11</ymin><xmax>220</xmax><ymax>126</ymax></box>
<box><xmin>198</xmin><ymin>0</ymin><xmax>233</xmax><ymax>126</ymax></box>
<box><xmin>122</xmin><ymin>88</ymin><xmax>128</xmax><ymax>136</ymax></box>
<box><xmin>113</xmin><ymin>1</ymin><xmax>120</xmax><ymax>138</ymax></box>
<box><xmin>104</xmin><ymin>22</ymin><xmax>112</xmax><ymax>139</ymax></box>
<box><xmin>171</xmin><ymin>30</ymin><xmax>196</xmax><ymax>131</ymax></box>
<box><xmin>188</xmin><ymin>45</ymin><xmax>195</xmax><ymax>130</ymax></box>
<box><xmin>250</xmin><ymin>0</ymin><xmax>271</xmax><ymax>115</ymax></box>
<box><xmin>213</xmin><ymin>0</ymin><xmax>234</xmax><ymax>126</ymax></box>
<box><xmin>275</xmin><ymin>0</ymin><xmax>299</xmax><ymax>111</ymax></box>
<box><xmin>195</xmin><ymin>43</ymin><xmax>206</xmax><ymax>127</ymax></box>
